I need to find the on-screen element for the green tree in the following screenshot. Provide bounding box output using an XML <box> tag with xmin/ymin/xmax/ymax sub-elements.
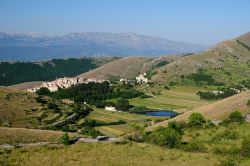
<box><xmin>61</xmin><ymin>133</ymin><xmax>69</xmax><ymax>145</ymax></box>
<box><xmin>188</xmin><ymin>113</ymin><xmax>206</xmax><ymax>127</ymax></box>
<box><xmin>116</xmin><ymin>98</ymin><xmax>129</xmax><ymax>112</ymax></box>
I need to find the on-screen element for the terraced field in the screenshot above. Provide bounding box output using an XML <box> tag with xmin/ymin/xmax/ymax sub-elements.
<box><xmin>87</xmin><ymin>108</ymin><xmax>167</xmax><ymax>137</ymax></box>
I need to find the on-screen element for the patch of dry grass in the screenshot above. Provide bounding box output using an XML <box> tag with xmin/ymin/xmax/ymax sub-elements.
<box><xmin>0</xmin><ymin>142</ymin><xmax>219</xmax><ymax>166</ymax></box>
<box><xmin>0</xmin><ymin>127</ymin><xmax>76</xmax><ymax>144</ymax></box>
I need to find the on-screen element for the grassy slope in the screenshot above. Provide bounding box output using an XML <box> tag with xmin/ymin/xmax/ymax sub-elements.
<box><xmin>7</xmin><ymin>81</ymin><xmax>43</xmax><ymax>90</ymax></box>
<box><xmin>1</xmin><ymin>142</ymin><xmax>219</xmax><ymax>166</ymax></box>
<box><xmin>147</xmin><ymin>91</ymin><xmax>250</xmax><ymax>131</ymax></box>
<box><xmin>152</xmin><ymin>32</ymin><xmax>250</xmax><ymax>85</ymax></box>
<box><xmin>0</xmin><ymin>127</ymin><xmax>77</xmax><ymax>144</ymax></box>
<box><xmin>78</xmin><ymin>56</ymin><xmax>180</xmax><ymax>80</ymax></box>
<box><xmin>0</xmin><ymin>87</ymin><xmax>41</xmax><ymax>128</ymax></box>
<box><xmin>129</xmin><ymin>85</ymin><xmax>212</xmax><ymax>113</ymax></box>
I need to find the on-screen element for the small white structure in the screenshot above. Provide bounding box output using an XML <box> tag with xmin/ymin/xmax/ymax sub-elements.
<box><xmin>212</xmin><ymin>91</ymin><xmax>224</xmax><ymax>95</ymax></box>
<box><xmin>211</xmin><ymin>119</ymin><xmax>222</xmax><ymax>126</ymax></box>
<box><xmin>136</xmin><ymin>73</ymin><xmax>148</xmax><ymax>84</ymax></box>
<box><xmin>245</xmin><ymin>114</ymin><xmax>250</xmax><ymax>123</ymax></box>
<box><xmin>105</xmin><ymin>106</ymin><xmax>117</xmax><ymax>112</ymax></box>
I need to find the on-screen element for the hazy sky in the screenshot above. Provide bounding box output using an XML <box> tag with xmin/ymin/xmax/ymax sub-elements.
<box><xmin>0</xmin><ymin>0</ymin><xmax>250</xmax><ymax>45</ymax></box>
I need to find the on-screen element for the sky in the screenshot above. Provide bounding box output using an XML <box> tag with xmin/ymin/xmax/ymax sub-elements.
<box><xmin>0</xmin><ymin>0</ymin><xmax>250</xmax><ymax>45</ymax></box>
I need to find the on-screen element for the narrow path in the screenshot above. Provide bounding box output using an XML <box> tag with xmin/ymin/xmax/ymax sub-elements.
<box><xmin>0</xmin><ymin>137</ymin><xmax>123</xmax><ymax>149</ymax></box>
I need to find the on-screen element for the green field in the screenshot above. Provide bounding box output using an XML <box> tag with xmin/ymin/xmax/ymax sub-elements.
<box><xmin>129</xmin><ymin>85</ymin><xmax>212</xmax><ymax>113</ymax></box>
<box><xmin>87</xmin><ymin>108</ymin><xmax>167</xmax><ymax>137</ymax></box>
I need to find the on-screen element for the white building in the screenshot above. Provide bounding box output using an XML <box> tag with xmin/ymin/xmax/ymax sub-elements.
<box><xmin>136</xmin><ymin>73</ymin><xmax>148</xmax><ymax>84</ymax></box>
<box><xmin>105</xmin><ymin>106</ymin><xmax>117</xmax><ymax>112</ymax></box>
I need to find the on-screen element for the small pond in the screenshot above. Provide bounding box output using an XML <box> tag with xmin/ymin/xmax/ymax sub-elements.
<box><xmin>145</xmin><ymin>111</ymin><xmax>177</xmax><ymax>117</ymax></box>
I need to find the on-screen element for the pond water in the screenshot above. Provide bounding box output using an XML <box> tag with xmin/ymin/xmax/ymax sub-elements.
<box><xmin>145</xmin><ymin>111</ymin><xmax>177</xmax><ymax>117</ymax></box>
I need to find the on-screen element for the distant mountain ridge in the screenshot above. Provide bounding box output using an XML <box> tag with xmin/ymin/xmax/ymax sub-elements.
<box><xmin>0</xmin><ymin>32</ymin><xmax>207</xmax><ymax>61</ymax></box>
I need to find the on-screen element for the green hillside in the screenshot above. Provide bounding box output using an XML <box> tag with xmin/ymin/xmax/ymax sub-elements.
<box><xmin>0</xmin><ymin>57</ymin><xmax>117</xmax><ymax>86</ymax></box>
<box><xmin>152</xmin><ymin>32</ymin><xmax>250</xmax><ymax>86</ymax></box>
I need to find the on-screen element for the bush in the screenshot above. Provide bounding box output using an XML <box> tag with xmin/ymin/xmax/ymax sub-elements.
<box><xmin>35</xmin><ymin>95</ymin><xmax>47</xmax><ymax>104</ymax></box>
<box><xmin>115</xmin><ymin>98</ymin><xmax>129</xmax><ymax>112</ymax></box>
<box><xmin>247</xmin><ymin>100</ymin><xmax>250</xmax><ymax>106</ymax></box>
<box><xmin>188</xmin><ymin>113</ymin><xmax>206</xmax><ymax>127</ymax></box>
<box><xmin>181</xmin><ymin>142</ymin><xmax>207</xmax><ymax>152</ymax></box>
<box><xmin>36</xmin><ymin>87</ymin><xmax>50</xmax><ymax>95</ymax></box>
<box><xmin>140</xmin><ymin>94</ymin><xmax>152</xmax><ymax>99</ymax></box>
<box><xmin>146</xmin><ymin>127</ymin><xmax>181</xmax><ymax>148</ymax></box>
<box><xmin>229</xmin><ymin>111</ymin><xmax>243</xmax><ymax>123</ymax></box>
<box><xmin>47</xmin><ymin>101</ymin><xmax>59</xmax><ymax>110</ymax></box>
<box><xmin>81</xmin><ymin>127</ymin><xmax>102</xmax><ymax>138</ymax></box>
<box><xmin>61</xmin><ymin>133</ymin><xmax>69</xmax><ymax>145</ymax></box>
<box><xmin>168</xmin><ymin>121</ymin><xmax>186</xmax><ymax>135</ymax></box>
<box><xmin>164</xmin><ymin>85</ymin><xmax>170</xmax><ymax>90</ymax></box>
<box><xmin>241</xmin><ymin>137</ymin><xmax>250</xmax><ymax>157</ymax></box>
<box><xmin>212</xmin><ymin>129</ymin><xmax>239</xmax><ymax>142</ymax></box>
<box><xmin>129</xmin><ymin>106</ymin><xmax>147</xmax><ymax>114</ymax></box>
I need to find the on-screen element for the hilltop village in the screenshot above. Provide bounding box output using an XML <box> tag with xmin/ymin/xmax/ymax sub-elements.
<box><xmin>26</xmin><ymin>73</ymin><xmax>149</xmax><ymax>92</ymax></box>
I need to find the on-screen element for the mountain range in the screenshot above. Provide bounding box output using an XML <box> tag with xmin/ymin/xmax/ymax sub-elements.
<box><xmin>0</xmin><ymin>32</ymin><xmax>207</xmax><ymax>61</ymax></box>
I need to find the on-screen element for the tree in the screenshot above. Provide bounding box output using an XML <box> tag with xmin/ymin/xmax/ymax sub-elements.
<box><xmin>188</xmin><ymin>113</ymin><xmax>206</xmax><ymax>127</ymax></box>
<box><xmin>115</xmin><ymin>98</ymin><xmax>129</xmax><ymax>112</ymax></box>
<box><xmin>61</xmin><ymin>133</ymin><xmax>69</xmax><ymax>145</ymax></box>
<box><xmin>229</xmin><ymin>111</ymin><xmax>243</xmax><ymax>123</ymax></box>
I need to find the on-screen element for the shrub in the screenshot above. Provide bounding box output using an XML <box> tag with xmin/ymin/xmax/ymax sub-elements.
<box><xmin>188</xmin><ymin>113</ymin><xmax>206</xmax><ymax>127</ymax></box>
<box><xmin>212</xmin><ymin>129</ymin><xmax>239</xmax><ymax>142</ymax></box>
<box><xmin>36</xmin><ymin>87</ymin><xmax>50</xmax><ymax>95</ymax></box>
<box><xmin>47</xmin><ymin>101</ymin><xmax>59</xmax><ymax>110</ymax></box>
<box><xmin>229</xmin><ymin>111</ymin><xmax>243</xmax><ymax>123</ymax></box>
<box><xmin>146</xmin><ymin>127</ymin><xmax>181</xmax><ymax>148</ymax></box>
<box><xmin>181</xmin><ymin>142</ymin><xmax>207</xmax><ymax>152</ymax></box>
<box><xmin>129</xmin><ymin>106</ymin><xmax>147</xmax><ymax>114</ymax></box>
<box><xmin>81</xmin><ymin>127</ymin><xmax>102</xmax><ymax>138</ymax></box>
<box><xmin>168</xmin><ymin>121</ymin><xmax>186</xmax><ymax>135</ymax></box>
<box><xmin>115</xmin><ymin>98</ymin><xmax>129</xmax><ymax>112</ymax></box>
<box><xmin>164</xmin><ymin>85</ymin><xmax>170</xmax><ymax>90</ymax></box>
<box><xmin>140</xmin><ymin>94</ymin><xmax>152</xmax><ymax>99</ymax></box>
<box><xmin>35</xmin><ymin>95</ymin><xmax>47</xmax><ymax>104</ymax></box>
<box><xmin>61</xmin><ymin>133</ymin><xmax>69</xmax><ymax>145</ymax></box>
<box><xmin>241</xmin><ymin>137</ymin><xmax>250</xmax><ymax>157</ymax></box>
<box><xmin>247</xmin><ymin>100</ymin><xmax>250</xmax><ymax>106</ymax></box>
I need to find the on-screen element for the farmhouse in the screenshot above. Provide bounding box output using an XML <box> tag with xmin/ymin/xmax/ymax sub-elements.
<box><xmin>136</xmin><ymin>73</ymin><xmax>148</xmax><ymax>84</ymax></box>
<box><xmin>105</xmin><ymin>106</ymin><xmax>117</xmax><ymax>112</ymax></box>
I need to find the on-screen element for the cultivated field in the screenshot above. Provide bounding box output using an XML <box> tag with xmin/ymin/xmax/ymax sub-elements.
<box><xmin>147</xmin><ymin>90</ymin><xmax>250</xmax><ymax>131</ymax></box>
<box><xmin>130</xmin><ymin>85</ymin><xmax>212</xmax><ymax>113</ymax></box>
<box><xmin>88</xmin><ymin>108</ymin><xmax>167</xmax><ymax>137</ymax></box>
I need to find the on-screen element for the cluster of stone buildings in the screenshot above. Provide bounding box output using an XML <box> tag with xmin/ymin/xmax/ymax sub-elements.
<box><xmin>135</xmin><ymin>73</ymin><xmax>148</xmax><ymax>84</ymax></box>
<box><xmin>119</xmin><ymin>73</ymin><xmax>149</xmax><ymax>85</ymax></box>
<box><xmin>27</xmin><ymin>77</ymin><xmax>105</xmax><ymax>92</ymax></box>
